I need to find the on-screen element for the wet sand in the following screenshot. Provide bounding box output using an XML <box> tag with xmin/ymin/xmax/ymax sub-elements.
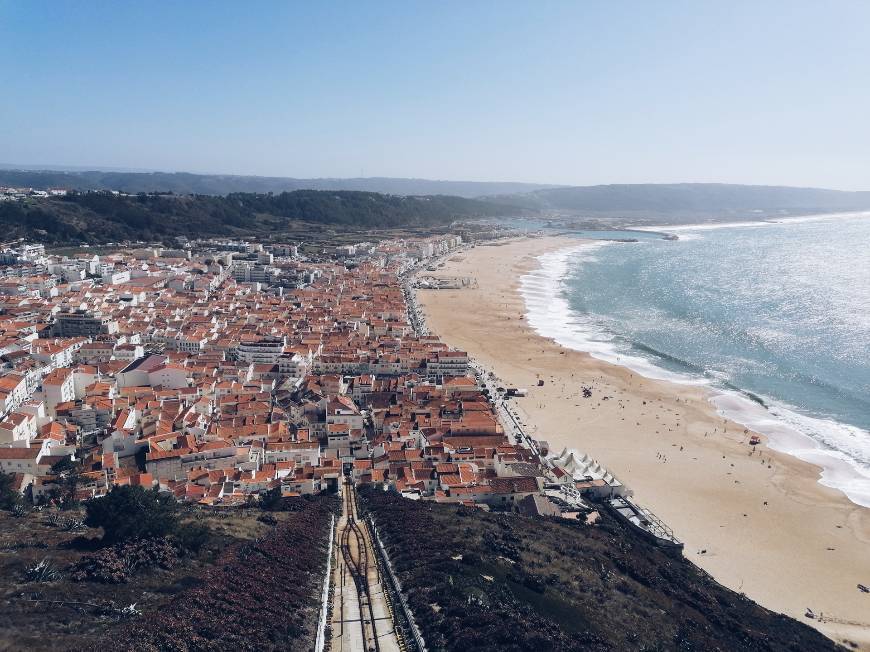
<box><xmin>418</xmin><ymin>236</ymin><xmax>870</xmax><ymax>648</ymax></box>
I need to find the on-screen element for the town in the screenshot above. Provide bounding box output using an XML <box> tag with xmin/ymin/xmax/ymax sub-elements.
<box><xmin>0</xmin><ymin>186</ymin><xmax>69</xmax><ymax>202</ymax></box>
<box><xmin>0</xmin><ymin>229</ymin><xmax>704</xmax><ymax>650</ymax></box>
<box><xmin>0</xmin><ymin>224</ymin><xmax>848</xmax><ymax>652</ymax></box>
<box><xmin>0</xmin><ymin>233</ymin><xmax>648</xmax><ymax>522</ymax></box>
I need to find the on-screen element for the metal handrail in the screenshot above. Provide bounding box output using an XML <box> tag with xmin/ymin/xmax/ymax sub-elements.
<box><xmin>368</xmin><ymin>517</ymin><xmax>427</xmax><ymax>652</ymax></box>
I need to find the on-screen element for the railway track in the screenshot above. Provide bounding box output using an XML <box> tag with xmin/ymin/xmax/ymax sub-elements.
<box><xmin>332</xmin><ymin>480</ymin><xmax>405</xmax><ymax>652</ymax></box>
<box><xmin>341</xmin><ymin>481</ymin><xmax>381</xmax><ymax>652</ymax></box>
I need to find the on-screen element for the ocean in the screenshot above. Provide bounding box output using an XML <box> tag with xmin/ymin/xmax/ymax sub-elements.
<box><xmin>520</xmin><ymin>213</ymin><xmax>870</xmax><ymax>507</ymax></box>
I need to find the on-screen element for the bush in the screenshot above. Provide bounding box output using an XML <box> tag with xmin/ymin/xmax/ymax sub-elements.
<box><xmin>85</xmin><ymin>486</ymin><xmax>180</xmax><ymax>544</ymax></box>
<box><xmin>174</xmin><ymin>522</ymin><xmax>210</xmax><ymax>553</ymax></box>
<box><xmin>112</xmin><ymin>497</ymin><xmax>335</xmax><ymax>650</ymax></box>
<box><xmin>70</xmin><ymin>537</ymin><xmax>179</xmax><ymax>584</ymax></box>
<box><xmin>259</xmin><ymin>486</ymin><xmax>283</xmax><ymax>511</ymax></box>
<box><xmin>24</xmin><ymin>557</ymin><xmax>61</xmax><ymax>583</ymax></box>
<box><xmin>257</xmin><ymin>513</ymin><xmax>278</xmax><ymax>526</ymax></box>
<box><xmin>84</xmin><ymin>486</ymin><xmax>211</xmax><ymax>554</ymax></box>
<box><xmin>0</xmin><ymin>471</ymin><xmax>23</xmax><ymax>511</ymax></box>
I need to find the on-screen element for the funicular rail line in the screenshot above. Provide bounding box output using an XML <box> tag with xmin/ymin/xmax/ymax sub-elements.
<box><xmin>339</xmin><ymin>480</ymin><xmax>383</xmax><ymax>652</ymax></box>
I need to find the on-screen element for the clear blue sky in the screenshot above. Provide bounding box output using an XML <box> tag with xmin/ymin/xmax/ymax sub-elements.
<box><xmin>2</xmin><ymin>1</ymin><xmax>869</xmax><ymax>189</ymax></box>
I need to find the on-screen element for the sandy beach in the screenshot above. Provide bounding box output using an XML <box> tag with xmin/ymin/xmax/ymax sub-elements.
<box><xmin>417</xmin><ymin>235</ymin><xmax>870</xmax><ymax>648</ymax></box>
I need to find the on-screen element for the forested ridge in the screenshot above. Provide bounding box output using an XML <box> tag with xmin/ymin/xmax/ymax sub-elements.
<box><xmin>0</xmin><ymin>190</ymin><xmax>519</xmax><ymax>244</ymax></box>
<box><xmin>0</xmin><ymin>168</ymin><xmax>555</xmax><ymax>198</ymax></box>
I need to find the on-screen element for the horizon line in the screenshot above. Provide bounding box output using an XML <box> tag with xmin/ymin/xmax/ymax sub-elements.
<box><xmin>2</xmin><ymin>164</ymin><xmax>870</xmax><ymax>194</ymax></box>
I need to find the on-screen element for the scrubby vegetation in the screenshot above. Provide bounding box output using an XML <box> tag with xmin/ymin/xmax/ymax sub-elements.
<box><xmin>0</xmin><ymin>189</ymin><xmax>518</xmax><ymax>244</ymax></box>
<box><xmin>0</xmin><ymin>471</ymin><xmax>24</xmax><ymax>511</ymax></box>
<box><xmin>79</xmin><ymin>485</ymin><xmax>211</xmax><ymax>560</ymax></box>
<box><xmin>113</xmin><ymin>495</ymin><xmax>338</xmax><ymax>652</ymax></box>
<box><xmin>0</xmin><ymin>500</ymin><xmax>294</xmax><ymax>650</ymax></box>
<box><xmin>70</xmin><ymin>537</ymin><xmax>180</xmax><ymax>584</ymax></box>
<box><xmin>84</xmin><ymin>486</ymin><xmax>184</xmax><ymax>544</ymax></box>
<box><xmin>360</xmin><ymin>488</ymin><xmax>840</xmax><ymax>652</ymax></box>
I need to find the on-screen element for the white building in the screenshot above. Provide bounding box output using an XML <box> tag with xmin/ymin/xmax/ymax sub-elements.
<box><xmin>236</xmin><ymin>337</ymin><xmax>286</xmax><ymax>364</ymax></box>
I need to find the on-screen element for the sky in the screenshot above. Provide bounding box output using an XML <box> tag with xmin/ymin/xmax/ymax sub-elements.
<box><xmin>1</xmin><ymin>1</ymin><xmax>869</xmax><ymax>189</ymax></box>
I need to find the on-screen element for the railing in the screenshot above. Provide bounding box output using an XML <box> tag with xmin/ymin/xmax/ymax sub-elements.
<box><xmin>314</xmin><ymin>514</ymin><xmax>335</xmax><ymax>652</ymax></box>
<box><xmin>368</xmin><ymin>517</ymin><xmax>427</xmax><ymax>652</ymax></box>
<box><xmin>636</xmin><ymin>503</ymin><xmax>679</xmax><ymax>543</ymax></box>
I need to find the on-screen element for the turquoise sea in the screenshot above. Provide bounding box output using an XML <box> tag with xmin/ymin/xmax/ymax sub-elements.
<box><xmin>519</xmin><ymin>213</ymin><xmax>870</xmax><ymax>506</ymax></box>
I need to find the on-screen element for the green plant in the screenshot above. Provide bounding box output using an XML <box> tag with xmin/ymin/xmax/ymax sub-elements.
<box><xmin>50</xmin><ymin>458</ymin><xmax>83</xmax><ymax>510</ymax></box>
<box><xmin>259</xmin><ymin>486</ymin><xmax>283</xmax><ymax>510</ymax></box>
<box><xmin>24</xmin><ymin>557</ymin><xmax>61</xmax><ymax>583</ymax></box>
<box><xmin>84</xmin><ymin>486</ymin><xmax>180</xmax><ymax>544</ymax></box>
<box><xmin>62</xmin><ymin>517</ymin><xmax>86</xmax><ymax>531</ymax></box>
<box><xmin>0</xmin><ymin>471</ymin><xmax>23</xmax><ymax>511</ymax></box>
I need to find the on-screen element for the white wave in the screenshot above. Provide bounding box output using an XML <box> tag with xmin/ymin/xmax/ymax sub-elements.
<box><xmin>661</xmin><ymin>220</ymin><xmax>776</xmax><ymax>232</ymax></box>
<box><xmin>519</xmin><ymin>243</ymin><xmax>708</xmax><ymax>387</ymax></box>
<box><xmin>711</xmin><ymin>393</ymin><xmax>870</xmax><ymax>508</ymax></box>
<box><xmin>768</xmin><ymin>210</ymin><xmax>870</xmax><ymax>225</ymax></box>
<box><xmin>636</xmin><ymin>210</ymin><xmax>870</xmax><ymax>235</ymax></box>
<box><xmin>521</xmin><ymin>243</ymin><xmax>870</xmax><ymax>510</ymax></box>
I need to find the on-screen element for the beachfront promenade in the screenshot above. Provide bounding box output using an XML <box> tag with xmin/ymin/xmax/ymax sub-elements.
<box><xmin>403</xmin><ymin>247</ymin><xmax>681</xmax><ymax>546</ymax></box>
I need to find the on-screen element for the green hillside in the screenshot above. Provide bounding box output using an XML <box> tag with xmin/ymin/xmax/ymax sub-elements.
<box><xmin>0</xmin><ymin>190</ymin><xmax>519</xmax><ymax>244</ymax></box>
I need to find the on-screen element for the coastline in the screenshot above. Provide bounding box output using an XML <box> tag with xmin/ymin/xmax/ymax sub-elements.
<box><xmin>417</xmin><ymin>235</ymin><xmax>870</xmax><ymax>648</ymax></box>
<box><xmin>521</xmin><ymin>238</ymin><xmax>870</xmax><ymax>509</ymax></box>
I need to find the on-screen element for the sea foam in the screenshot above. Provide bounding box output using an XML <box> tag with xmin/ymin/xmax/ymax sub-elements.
<box><xmin>520</xmin><ymin>240</ymin><xmax>870</xmax><ymax>509</ymax></box>
<box><xmin>520</xmin><ymin>243</ymin><xmax>708</xmax><ymax>385</ymax></box>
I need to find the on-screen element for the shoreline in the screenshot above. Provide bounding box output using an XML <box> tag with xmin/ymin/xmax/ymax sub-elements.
<box><xmin>520</xmin><ymin>239</ymin><xmax>870</xmax><ymax>509</ymax></box>
<box><xmin>417</xmin><ymin>235</ymin><xmax>870</xmax><ymax>648</ymax></box>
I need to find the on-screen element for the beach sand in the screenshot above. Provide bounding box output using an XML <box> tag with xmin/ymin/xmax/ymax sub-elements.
<box><xmin>417</xmin><ymin>236</ymin><xmax>870</xmax><ymax>648</ymax></box>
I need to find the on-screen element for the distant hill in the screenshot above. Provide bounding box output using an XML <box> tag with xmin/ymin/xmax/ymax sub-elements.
<box><xmin>0</xmin><ymin>190</ymin><xmax>521</xmax><ymax>245</ymax></box>
<box><xmin>0</xmin><ymin>168</ymin><xmax>557</xmax><ymax>198</ymax></box>
<box><xmin>6</xmin><ymin>168</ymin><xmax>869</xmax><ymax>223</ymax></box>
<box><xmin>498</xmin><ymin>183</ymin><xmax>870</xmax><ymax>219</ymax></box>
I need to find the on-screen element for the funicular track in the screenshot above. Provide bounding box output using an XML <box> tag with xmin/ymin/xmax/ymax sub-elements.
<box><xmin>340</xmin><ymin>482</ymin><xmax>382</xmax><ymax>651</ymax></box>
<box><xmin>332</xmin><ymin>480</ymin><xmax>407</xmax><ymax>652</ymax></box>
